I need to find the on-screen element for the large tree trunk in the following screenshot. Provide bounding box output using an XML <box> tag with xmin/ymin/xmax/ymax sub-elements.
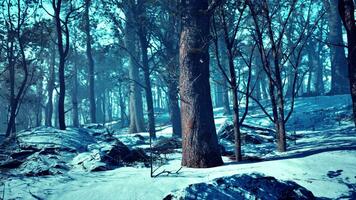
<box><xmin>339</xmin><ymin>0</ymin><xmax>356</xmax><ymax>126</ymax></box>
<box><xmin>85</xmin><ymin>0</ymin><xmax>97</xmax><ymax>123</ymax></box>
<box><xmin>180</xmin><ymin>0</ymin><xmax>223</xmax><ymax>168</ymax></box>
<box><xmin>325</xmin><ymin>0</ymin><xmax>349</xmax><ymax>94</ymax></box>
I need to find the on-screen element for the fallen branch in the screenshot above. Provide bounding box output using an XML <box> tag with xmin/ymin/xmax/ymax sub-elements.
<box><xmin>152</xmin><ymin>166</ymin><xmax>183</xmax><ymax>178</ymax></box>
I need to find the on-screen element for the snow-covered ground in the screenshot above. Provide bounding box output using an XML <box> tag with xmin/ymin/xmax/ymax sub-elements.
<box><xmin>1</xmin><ymin>95</ymin><xmax>356</xmax><ymax>200</ymax></box>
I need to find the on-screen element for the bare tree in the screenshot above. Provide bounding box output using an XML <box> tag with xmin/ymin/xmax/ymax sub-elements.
<box><xmin>48</xmin><ymin>0</ymin><xmax>82</xmax><ymax>130</ymax></box>
<box><xmin>247</xmin><ymin>0</ymin><xmax>324</xmax><ymax>151</ymax></box>
<box><xmin>212</xmin><ymin>1</ymin><xmax>254</xmax><ymax>161</ymax></box>
<box><xmin>3</xmin><ymin>0</ymin><xmax>33</xmax><ymax>136</ymax></box>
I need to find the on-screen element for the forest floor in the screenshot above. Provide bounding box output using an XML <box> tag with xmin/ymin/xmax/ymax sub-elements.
<box><xmin>1</xmin><ymin>95</ymin><xmax>356</xmax><ymax>200</ymax></box>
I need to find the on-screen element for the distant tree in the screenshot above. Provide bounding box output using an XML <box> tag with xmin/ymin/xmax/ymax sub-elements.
<box><xmin>247</xmin><ymin>0</ymin><xmax>324</xmax><ymax>152</ymax></box>
<box><xmin>153</xmin><ymin>0</ymin><xmax>182</xmax><ymax>137</ymax></box>
<box><xmin>136</xmin><ymin>0</ymin><xmax>156</xmax><ymax>139</ymax></box>
<box><xmin>121</xmin><ymin>0</ymin><xmax>146</xmax><ymax>133</ymax></box>
<box><xmin>2</xmin><ymin>0</ymin><xmax>34</xmax><ymax>136</ymax></box>
<box><xmin>45</xmin><ymin>20</ymin><xmax>56</xmax><ymax>127</ymax></box>
<box><xmin>84</xmin><ymin>0</ymin><xmax>97</xmax><ymax>124</ymax></box>
<box><xmin>212</xmin><ymin>1</ymin><xmax>254</xmax><ymax>161</ymax></box>
<box><xmin>338</xmin><ymin>0</ymin><xmax>356</xmax><ymax>126</ymax></box>
<box><xmin>180</xmin><ymin>0</ymin><xmax>223</xmax><ymax>168</ymax></box>
<box><xmin>323</xmin><ymin>0</ymin><xmax>349</xmax><ymax>94</ymax></box>
<box><xmin>71</xmin><ymin>28</ymin><xmax>80</xmax><ymax>127</ymax></box>
<box><xmin>49</xmin><ymin>0</ymin><xmax>82</xmax><ymax>130</ymax></box>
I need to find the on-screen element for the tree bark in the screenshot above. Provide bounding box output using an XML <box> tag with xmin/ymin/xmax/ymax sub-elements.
<box><xmin>339</xmin><ymin>0</ymin><xmax>356</xmax><ymax>126</ymax></box>
<box><xmin>180</xmin><ymin>0</ymin><xmax>223</xmax><ymax>168</ymax></box>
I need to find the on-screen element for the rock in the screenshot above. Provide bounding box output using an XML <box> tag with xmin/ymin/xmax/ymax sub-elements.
<box><xmin>0</xmin><ymin>159</ymin><xmax>23</xmax><ymax>169</ymax></box>
<box><xmin>152</xmin><ymin>138</ymin><xmax>181</xmax><ymax>153</ymax></box>
<box><xmin>72</xmin><ymin>142</ymin><xmax>149</xmax><ymax>172</ymax></box>
<box><xmin>84</xmin><ymin>124</ymin><xmax>106</xmax><ymax>130</ymax></box>
<box><xmin>218</xmin><ymin>124</ymin><xmax>235</xmax><ymax>141</ymax></box>
<box><xmin>123</xmin><ymin>148</ymin><xmax>149</xmax><ymax>163</ymax></box>
<box><xmin>165</xmin><ymin>173</ymin><xmax>315</xmax><ymax>200</ymax></box>
<box><xmin>134</xmin><ymin>134</ymin><xmax>145</xmax><ymax>141</ymax></box>
<box><xmin>71</xmin><ymin>150</ymin><xmax>109</xmax><ymax>172</ymax></box>
<box><xmin>81</xmin><ymin>124</ymin><xmax>116</xmax><ymax>142</ymax></box>
<box><xmin>243</xmin><ymin>134</ymin><xmax>264</xmax><ymax>145</ymax></box>
<box><xmin>11</xmin><ymin>150</ymin><xmax>37</xmax><ymax>160</ymax></box>
<box><xmin>102</xmin><ymin>141</ymin><xmax>131</xmax><ymax>165</ymax></box>
<box><xmin>16</xmin><ymin>127</ymin><xmax>96</xmax><ymax>153</ymax></box>
<box><xmin>18</xmin><ymin>152</ymin><xmax>69</xmax><ymax>176</ymax></box>
<box><xmin>218</xmin><ymin>124</ymin><xmax>273</xmax><ymax>145</ymax></box>
<box><xmin>218</xmin><ymin>144</ymin><xmax>233</xmax><ymax>156</ymax></box>
<box><xmin>134</xmin><ymin>134</ymin><xmax>146</xmax><ymax>145</ymax></box>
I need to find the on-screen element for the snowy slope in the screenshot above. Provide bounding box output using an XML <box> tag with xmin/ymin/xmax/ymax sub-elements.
<box><xmin>1</xmin><ymin>95</ymin><xmax>356</xmax><ymax>200</ymax></box>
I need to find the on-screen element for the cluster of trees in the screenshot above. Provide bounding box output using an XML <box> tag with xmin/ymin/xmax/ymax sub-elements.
<box><xmin>0</xmin><ymin>0</ymin><xmax>355</xmax><ymax>168</ymax></box>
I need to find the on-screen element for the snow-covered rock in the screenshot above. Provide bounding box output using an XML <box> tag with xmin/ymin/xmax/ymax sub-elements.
<box><xmin>164</xmin><ymin>173</ymin><xmax>315</xmax><ymax>200</ymax></box>
<box><xmin>71</xmin><ymin>141</ymin><xmax>149</xmax><ymax>172</ymax></box>
<box><xmin>16</xmin><ymin>127</ymin><xmax>96</xmax><ymax>152</ymax></box>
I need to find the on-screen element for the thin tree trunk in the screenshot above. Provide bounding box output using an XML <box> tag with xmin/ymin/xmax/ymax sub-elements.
<box><xmin>46</xmin><ymin>42</ymin><xmax>55</xmax><ymax>127</ymax></box>
<box><xmin>36</xmin><ymin>74</ymin><xmax>44</xmax><ymax>127</ymax></box>
<box><xmin>72</xmin><ymin>52</ymin><xmax>79</xmax><ymax>127</ymax></box>
<box><xmin>137</xmin><ymin>0</ymin><xmax>156</xmax><ymax>139</ymax></box>
<box><xmin>168</xmin><ymin>81</ymin><xmax>181</xmax><ymax>137</ymax></box>
<box><xmin>53</xmin><ymin>0</ymin><xmax>70</xmax><ymax>130</ymax></box>
<box><xmin>85</xmin><ymin>0</ymin><xmax>97</xmax><ymax>123</ymax></box>
<box><xmin>140</xmin><ymin>36</ymin><xmax>156</xmax><ymax>139</ymax></box>
<box><xmin>228</xmin><ymin>56</ymin><xmax>242</xmax><ymax>161</ymax></box>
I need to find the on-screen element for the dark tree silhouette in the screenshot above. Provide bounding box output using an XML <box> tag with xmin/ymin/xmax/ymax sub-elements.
<box><xmin>338</xmin><ymin>0</ymin><xmax>356</xmax><ymax>126</ymax></box>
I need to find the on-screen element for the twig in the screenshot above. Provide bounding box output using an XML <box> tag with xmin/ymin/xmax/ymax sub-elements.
<box><xmin>152</xmin><ymin>166</ymin><xmax>183</xmax><ymax>178</ymax></box>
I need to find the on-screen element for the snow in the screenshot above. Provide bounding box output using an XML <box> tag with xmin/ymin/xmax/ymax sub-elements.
<box><xmin>1</xmin><ymin>95</ymin><xmax>356</xmax><ymax>200</ymax></box>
